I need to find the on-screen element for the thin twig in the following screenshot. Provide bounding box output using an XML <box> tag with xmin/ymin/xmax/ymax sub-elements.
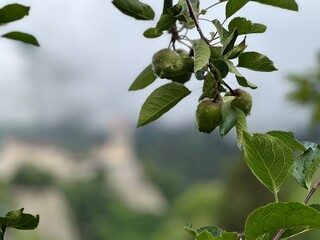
<box><xmin>205</xmin><ymin>1</ymin><xmax>224</xmax><ymax>12</ymax></box>
<box><xmin>272</xmin><ymin>229</ymin><xmax>285</xmax><ymax>240</ymax></box>
<box><xmin>304</xmin><ymin>179</ymin><xmax>320</xmax><ymax>204</ymax></box>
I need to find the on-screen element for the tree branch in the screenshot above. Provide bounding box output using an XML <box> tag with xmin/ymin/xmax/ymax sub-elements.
<box><xmin>185</xmin><ymin>0</ymin><xmax>211</xmax><ymax>45</ymax></box>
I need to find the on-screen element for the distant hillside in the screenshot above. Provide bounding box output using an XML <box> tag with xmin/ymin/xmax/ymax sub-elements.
<box><xmin>134</xmin><ymin>126</ymin><xmax>239</xmax><ymax>198</ymax></box>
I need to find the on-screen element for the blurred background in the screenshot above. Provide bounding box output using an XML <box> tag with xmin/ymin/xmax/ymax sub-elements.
<box><xmin>0</xmin><ymin>0</ymin><xmax>320</xmax><ymax>239</ymax></box>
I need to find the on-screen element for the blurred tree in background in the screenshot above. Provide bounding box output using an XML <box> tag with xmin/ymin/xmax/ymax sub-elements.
<box><xmin>287</xmin><ymin>53</ymin><xmax>320</xmax><ymax>124</ymax></box>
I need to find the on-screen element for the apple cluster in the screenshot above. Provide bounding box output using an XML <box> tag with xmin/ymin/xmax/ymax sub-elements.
<box><xmin>196</xmin><ymin>89</ymin><xmax>252</xmax><ymax>133</ymax></box>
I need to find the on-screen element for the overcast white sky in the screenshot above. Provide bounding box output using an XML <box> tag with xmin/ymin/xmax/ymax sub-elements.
<box><xmin>0</xmin><ymin>0</ymin><xmax>319</xmax><ymax>134</ymax></box>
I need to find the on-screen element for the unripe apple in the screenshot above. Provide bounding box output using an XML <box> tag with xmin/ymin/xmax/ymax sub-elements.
<box><xmin>176</xmin><ymin>49</ymin><xmax>190</xmax><ymax>59</ymax></box>
<box><xmin>152</xmin><ymin>48</ymin><xmax>180</xmax><ymax>76</ymax></box>
<box><xmin>196</xmin><ymin>99</ymin><xmax>222</xmax><ymax>133</ymax></box>
<box><xmin>225</xmin><ymin>89</ymin><xmax>252</xmax><ymax>115</ymax></box>
<box><xmin>171</xmin><ymin>73</ymin><xmax>192</xmax><ymax>84</ymax></box>
<box><xmin>170</xmin><ymin>49</ymin><xmax>192</xmax><ymax>83</ymax></box>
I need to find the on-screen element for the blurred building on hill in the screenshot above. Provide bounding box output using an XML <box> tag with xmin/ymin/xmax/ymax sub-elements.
<box><xmin>0</xmin><ymin>120</ymin><xmax>167</xmax><ymax>239</ymax></box>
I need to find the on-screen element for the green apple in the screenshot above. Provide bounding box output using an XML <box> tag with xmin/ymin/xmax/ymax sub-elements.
<box><xmin>225</xmin><ymin>88</ymin><xmax>252</xmax><ymax>115</ymax></box>
<box><xmin>171</xmin><ymin>49</ymin><xmax>192</xmax><ymax>83</ymax></box>
<box><xmin>171</xmin><ymin>72</ymin><xmax>192</xmax><ymax>84</ymax></box>
<box><xmin>152</xmin><ymin>48</ymin><xmax>180</xmax><ymax>76</ymax></box>
<box><xmin>196</xmin><ymin>99</ymin><xmax>223</xmax><ymax>133</ymax></box>
<box><xmin>176</xmin><ymin>49</ymin><xmax>190</xmax><ymax>59</ymax></box>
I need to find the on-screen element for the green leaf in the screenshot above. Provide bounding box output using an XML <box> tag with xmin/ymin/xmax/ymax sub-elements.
<box><xmin>245</xmin><ymin>202</ymin><xmax>320</xmax><ymax>240</ymax></box>
<box><xmin>155</xmin><ymin>14</ymin><xmax>176</xmax><ymax>32</ymax></box>
<box><xmin>196</xmin><ymin>230</ymin><xmax>238</xmax><ymax>240</ymax></box>
<box><xmin>228</xmin><ymin>62</ymin><xmax>257</xmax><ymax>89</ymax></box>
<box><xmin>236</xmin><ymin>76</ymin><xmax>257</xmax><ymax>89</ymax></box>
<box><xmin>243</xmin><ymin>132</ymin><xmax>293</xmax><ymax>193</ymax></box>
<box><xmin>235</xmin><ymin>108</ymin><xmax>247</xmax><ymax>148</ymax></box>
<box><xmin>2</xmin><ymin>32</ymin><xmax>40</xmax><ymax>46</ymax></box>
<box><xmin>112</xmin><ymin>0</ymin><xmax>155</xmax><ymax>20</ymax></box>
<box><xmin>192</xmin><ymin>39</ymin><xmax>211</xmax><ymax>72</ymax></box>
<box><xmin>184</xmin><ymin>224</ymin><xmax>238</xmax><ymax>240</ymax></box>
<box><xmin>210</xmin><ymin>46</ymin><xmax>222</xmax><ymax>60</ymax></box>
<box><xmin>143</xmin><ymin>28</ymin><xmax>163</xmax><ymax>38</ymax></box>
<box><xmin>210</xmin><ymin>60</ymin><xmax>229</xmax><ymax>78</ymax></box>
<box><xmin>212</xmin><ymin>20</ymin><xmax>230</xmax><ymax>45</ymax></box>
<box><xmin>225</xmin><ymin>0</ymin><xmax>249</xmax><ymax>18</ymax></box>
<box><xmin>0</xmin><ymin>4</ymin><xmax>29</xmax><ymax>24</ymax></box>
<box><xmin>137</xmin><ymin>82</ymin><xmax>190</xmax><ymax>126</ymax></box>
<box><xmin>252</xmin><ymin>0</ymin><xmax>298</xmax><ymax>11</ymax></box>
<box><xmin>172</xmin><ymin>0</ymin><xmax>199</xmax><ymax>29</ymax></box>
<box><xmin>219</xmin><ymin>106</ymin><xmax>237</xmax><ymax>137</ymax></box>
<box><xmin>228</xmin><ymin>17</ymin><xmax>266</xmax><ymax>35</ymax></box>
<box><xmin>227</xmin><ymin>37</ymin><xmax>246</xmax><ymax>59</ymax></box>
<box><xmin>225</xmin><ymin>60</ymin><xmax>243</xmax><ymax>78</ymax></box>
<box><xmin>0</xmin><ymin>208</ymin><xmax>39</xmax><ymax>230</ymax></box>
<box><xmin>293</xmin><ymin>145</ymin><xmax>320</xmax><ymax>189</ymax></box>
<box><xmin>266</xmin><ymin>131</ymin><xmax>306</xmax><ymax>152</ymax></box>
<box><xmin>201</xmin><ymin>72</ymin><xmax>218</xmax><ymax>100</ymax></box>
<box><xmin>129</xmin><ymin>64</ymin><xmax>157</xmax><ymax>91</ymax></box>
<box><xmin>185</xmin><ymin>225</ymin><xmax>224</xmax><ymax>238</ymax></box>
<box><xmin>221</xmin><ymin>29</ymin><xmax>238</xmax><ymax>56</ymax></box>
<box><xmin>162</xmin><ymin>0</ymin><xmax>173</xmax><ymax>14</ymax></box>
<box><xmin>238</xmin><ymin>52</ymin><xmax>277</xmax><ymax>72</ymax></box>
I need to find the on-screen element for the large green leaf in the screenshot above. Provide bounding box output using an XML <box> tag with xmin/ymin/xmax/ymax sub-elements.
<box><xmin>0</xmin><ymin>208</ymin><xmax>39</xmax><ymax>230</ymax></box>
<box><xmin>129</xmin><ymin>64</ymin><xmax>157</xmax><ymax>91</ymax></box>
<box><xmin>267</xmin><ymin>131</ymin><xmax>306</xmax><ymax>152</ymax></box>
<box><xmin>137</xmin><ymin>82</ymin><xmax>190</xmax><ymax>126</ymax></box>
<box><xmin>2</xmin><ymin>32</ymin><xmax>40</xmax><ymax>46</ymax></box>
<box><xmin>245</xmin><ymin>202</ymin><xmax>320</xmax><ymax>240</ymax></box>
<box><xmin>228</xmin><ymin>17</ymin><xmax>266</xmax><ymax>35</ymax></box>
<box><xmin>252</xmin><ymin>0</ymin><xmax>298</xmax><ymax>11</ymax></box>
<box><xmin>112</xmin><ymin>0</ymin><xmax>155</xmax><ymax>20</ymax></box>
<box><xmin>238</xmin><ymin>52</ymin><xmax>277</xmax><ymax>72</ymax></box>
<box><xmin>243</xmin><ymin>132</ymin><xmax>293</xmax><ymax>193</ymax></box>
<box><xmin>293</xmin><ymin>145</ymin><xmax>320</xmax><ymax>189</ymax></box>
<box><xmin>0</xmin><ymin>4</ymin><xmax>29</xmax><ymax>24</ymax></box>
<box><xmin>191</xmin><ymin>39</ymin><xmax>211</xmax><ymax>72</ymax></box>
<box><xmin>225</xmin><ymin>0</ymin><xmax>249</xmax><ymax>18</ymax></box>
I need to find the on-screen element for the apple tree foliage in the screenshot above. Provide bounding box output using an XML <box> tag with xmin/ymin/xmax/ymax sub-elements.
<box><xmin>0</xmin><ymin>2</ymin><xmax>39</xmax><ymax>240</ymax></box>
<box><xmin>113</xmin><ymin>0</ymin><xmax>320</xmax><ymax>239</ymax></box>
